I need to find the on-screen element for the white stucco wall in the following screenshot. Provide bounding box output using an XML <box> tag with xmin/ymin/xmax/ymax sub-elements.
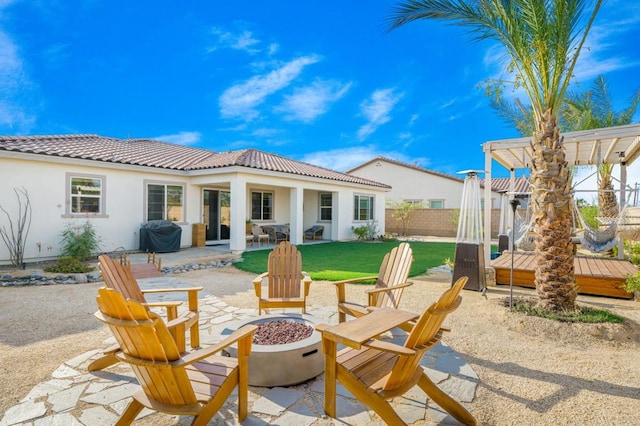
<box><xmin>0</xmin><ymin>154</ymin><xmax>388</xmax><ymax>263</ymax></box>
<box><xmin>0</xmin><ymin>156</ymin><xmax>194</xmax><ymax>264</ymax></box>
<box><xmin>349</xmin><ymin>160</ymin><xmax>500</xmax><ymax>209</ymax></box>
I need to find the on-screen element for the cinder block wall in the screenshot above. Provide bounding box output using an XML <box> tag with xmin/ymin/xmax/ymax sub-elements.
<box><xmin>385</xmin><ymin>208</ymin><xmax>501</xmax><ymax>238</ymax></box>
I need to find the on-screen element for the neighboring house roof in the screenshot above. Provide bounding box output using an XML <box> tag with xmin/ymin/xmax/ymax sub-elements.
<box><xmin>479</xmin><ymin>177</ymin><xmax>530</xmax><ymax>194</ymax></box>
<box><xmin>0</xmin><ymin>134</ymin><xmax>390</xmax><ymax>189</ymax></box>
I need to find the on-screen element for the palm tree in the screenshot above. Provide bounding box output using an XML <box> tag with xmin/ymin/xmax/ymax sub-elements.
<box><xmin>563</xmin><ymin>75</ymin><xmax>640</xmax><ymax>219</ymax></box>
<box><xmin>388</xmin><ymin>0</ymin><xmax>603</xmax><ymax>312</ymax></box>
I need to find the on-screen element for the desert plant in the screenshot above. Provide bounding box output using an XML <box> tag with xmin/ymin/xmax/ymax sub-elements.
<box><xmin>0</xmin><ymin>187</ymin><xmax>32</xmax><ymax>267</ymax></box>
<box><xmin>388</xmin><ymin>200</ymin><xmax>421</xmax><ymax>236</ymax></box>
<box><xmin>60</xmin><ymin>220</ymin><xmax>101</xmax><ymax>261</ymax></box>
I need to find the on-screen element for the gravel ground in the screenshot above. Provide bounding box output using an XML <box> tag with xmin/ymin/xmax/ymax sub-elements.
<box><xmin>1</xmin><ymin>262</ymin><xmax>639</xmax><ymax>424</ymax></box>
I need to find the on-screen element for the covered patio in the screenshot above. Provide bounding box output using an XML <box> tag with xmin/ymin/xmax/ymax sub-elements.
<box><xmin>482</xmin><ymin>123</ymin><xmax>640</xmax><ymax>262</ymax></box>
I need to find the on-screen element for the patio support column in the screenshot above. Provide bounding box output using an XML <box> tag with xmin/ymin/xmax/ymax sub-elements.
<box><xmin>229</xmin><ymin>174</ymin><xmax>247</xmax><ymax>254</ymax></box>
<box><xmin>484</xmin><ymin>145</ymin><xmax>493</xmax><ymax>263</ymax></box>
<box><xmin>289</xmin><ymin>186</ymin><xmax>303</xmax><ymax>245</ymax></box>
<box><xmin>618</xmin><ymin>161</ymin><xmax>627</xmax><ymax>259</ymax></box>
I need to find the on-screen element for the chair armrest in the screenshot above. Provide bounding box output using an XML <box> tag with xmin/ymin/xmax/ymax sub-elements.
<box><xmin>364</xmin><ymin>281</ymin><xmax>413</xmax><ymax>294</ymax></box>
<box><xmin>143</xmin><ymin>301</ymin><xmax>182</xmax><ymax>309</ymax></box>
<box><xmin>333</xmin><ymin>276</ymin><xmax>379</xmax><ymax>303</ymax></box>
<box><xmin>141</xmin><ymin>286</ymin><xmax>203</xmax><ymax>294</ymax></box>
<box><xmin>141</xmin><ymin>287</ymin><xmax>202</xmax><ymax>312</ymax></box>
<box><xmin>180</xmin><ymin>324</ymin><xmax>258</xmax><ymax>365</ymax></box>
<box><xmin>362</xmin><ymin>339</ymin><xmax>416</xmax><ymax>356</ymax></box>
<box><xmin>253</xmin><ymin>272</ymin><xmax>268</xmax><ymax>297</ymax></box>
<box><xmin>333</xmin><ymin>276</ymin><xmax>379</xmax><ymax>286</ymax></box>
<box><xmin>302</xmin><ymin>272</ymin><xmax>312</xmax><ymax>297</ymax></box>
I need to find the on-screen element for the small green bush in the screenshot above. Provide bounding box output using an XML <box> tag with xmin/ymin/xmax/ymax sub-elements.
<box><xmin>44</xmin><ymin>256</ymin><xmax>93</xmax><ymax>273</ymax></box>
<box><xmin>60</xmin><ymin>221</ymin><xmax>101</xmax><ymax>260</ymax></box>
<box><xmin>624</xmin><ymin>271</ymin><xmax>640</xmax><ymax>294</ymax></box>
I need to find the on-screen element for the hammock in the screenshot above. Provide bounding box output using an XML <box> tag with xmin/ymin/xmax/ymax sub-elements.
<box><xmin>514</xmin><ymin>211</ymin><xmax>536</xmax><ymax>252</ymax></box>
<box><xmin>572</xmin><ymin>201</ymin><xmax>618</xmax><ymax>253</ymax></box>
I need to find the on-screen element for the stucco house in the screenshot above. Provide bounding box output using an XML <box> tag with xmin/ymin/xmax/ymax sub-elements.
<box><xmin>346</xmin><ymin>156</ymin><xmax>523</xmax><ymax>209</ymax></box>
<box><xmin>347</xmin><ymin>156</ymin><xmax>530</xmax><ymax>238</ymax></box>
<box><xmin>0</xmin><ymin>135</ymin><xmax>390</xmax><ymax>264</ymax></box>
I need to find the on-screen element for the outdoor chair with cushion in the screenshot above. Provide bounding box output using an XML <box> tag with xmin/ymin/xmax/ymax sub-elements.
<box><xmin>304</xmin><ymin>225</ymin><xmax>324</xmax><ymax>240</ymax></box>
<box><xmin>317</xmin><ymin>276</ymin><xmax>476</xmax><ymax>425</ymax></box>
<box><xmin>262</xmin><ymin>225</ymin><xmax>289</xmax><ymax>244</ymax></box>
<box><xmin>253</xmin><ymin>241</ymin><xmax>312</xmax><ymax>314</ymax></box>
<box><xmin>87</xmin><ymin>254</ymin><xmax>203</xmax><ymax>372</ymax></box>
<box><xmin>251</xmin><ymin>224</ymin><xmax>270</xmax><ymax>247</ymax></box>
<box><xmin>94</xmin><ymin>287</ymin><xmax>257</xmax><ymax>425</ymax></box>
<box><xmin>334</xmin><ymin>242</ymin><xmax>414</xmax><ymax>323</ymax></box>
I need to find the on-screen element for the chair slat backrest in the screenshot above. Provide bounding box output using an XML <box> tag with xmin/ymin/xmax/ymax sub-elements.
<box><xmin>375</xmin><ymin>243</ymin><xmax>414</xmax><ymax>309</ymax></box>
<box><xmin>95</xmin><ymin>287</ymin><xmax>197</xmax><ymax>406</ymax></box>
<box><xmin>98</xmin><ymin>254</ymin><xmax>146</xmax><ymax>303</ymax></box>
<box><xmin>383</xmin><ymin>276</ymin><xmax>467</xmax><ymax>391</ymax></box>
<box><xmin>267</xmin><ymin>242</ymin><xmax>302</xmax><ymax>299</ymax></box>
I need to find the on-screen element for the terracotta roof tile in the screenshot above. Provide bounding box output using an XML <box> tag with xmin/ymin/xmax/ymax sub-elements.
<box><xmin>0</xmin><ymin>134</ymin><xmax>389</xmax><ymax>189</ymax></box>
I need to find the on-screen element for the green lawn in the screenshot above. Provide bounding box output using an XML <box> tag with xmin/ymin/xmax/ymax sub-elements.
<box><xmin>235</xmin><ymin>241</ymin><xmax>456</xmax><ymax>281</ymax></box>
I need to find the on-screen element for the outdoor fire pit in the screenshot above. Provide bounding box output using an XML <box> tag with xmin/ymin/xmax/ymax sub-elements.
<box><xmin>221</xmin><ymin>313</ymin><xmax>324</xmax><ymax>387</ymax></box>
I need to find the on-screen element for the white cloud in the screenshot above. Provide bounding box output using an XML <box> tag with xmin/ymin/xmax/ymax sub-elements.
<box><xmin>357</xmin><ymin>88</ymin><xmax>403</xmax><ymax>140</ymax></box>
<box><xmin>276</xmin><ymin>79</ymin><xmax>352</xmax><ymax>123</ymax></box>
<box><xmin>219</xmin><ymin>55</ymin><xmax>321</xmax><ymax>121</ymax></box>
<box><xmin>0</xmin><ymin>25</ymin><xmax>35</xmax><ymax>132</ymax></box>
<box><xmin>154</xmin><ymin>131</ymin><xmax>202</xmax><ymax>145</ymax></box>
<box><xmin>300</xmin><ymin>145</ymin><xmax>429</xmax><ymax>173</ymax></box>
<box><xmin>208</xmin><ymin>28</ymin><xmax>261</xmax><ymax>54</ymax></box>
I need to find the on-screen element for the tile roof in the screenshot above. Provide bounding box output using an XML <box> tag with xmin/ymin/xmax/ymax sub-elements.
<box><xmin>0</xmin><ymin>134</ymin><xmax>389</xmax><ymax>189</ymax></box>
<box><xmin>479</xmin><ymin>177</ymin><xmax>530</xmax><ymax>194</ymax></box>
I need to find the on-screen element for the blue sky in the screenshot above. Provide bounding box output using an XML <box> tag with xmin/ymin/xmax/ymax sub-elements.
<box><xmin>1</xmin><ymin>0</ymin><xmax>639</xmax><ymax>183</ymax></box>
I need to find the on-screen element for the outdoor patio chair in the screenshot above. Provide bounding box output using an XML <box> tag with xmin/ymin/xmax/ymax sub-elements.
<box><xmin>304</xmin><ymin>225</ymin><xmax>324</xmax><ymax>240</ymax></box>
<box><xmin>87</xmin><ymin>254</ymin><xmax>203</xmax><ymax>372</ymax></box>
<box><xmin>253</xmin><ymin>241</ymin><xmax>312</xmax><ymax>314</ymax></box>
<box><xmin>317</xmin><ymin>276</ymin><xmax>476</xmax><ymax>425</ymax></box>
<box><xmin>334</xmin><ymin>242</ymin><xmax>414</xmax><ymax>323</ymax></box>
<box><xmin>94</xmin><ymin>287</ymin><xmax>257</xmax><ymax>426</ymax></box>
<box><xmin>251</xmin><ymin>224</ymin><xmax>270</xmax><ymax>247</ymax></box>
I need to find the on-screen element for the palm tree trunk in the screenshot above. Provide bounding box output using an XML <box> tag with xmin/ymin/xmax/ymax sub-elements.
<box><xmin>529</xmin><ymin>110</ymin><xmax>578</xmax><ymax>312</ymax></box>
<box><xmin>598</xmin><ymin>166</ymin><xmax>619</xmax><ymax>219</ymax></box>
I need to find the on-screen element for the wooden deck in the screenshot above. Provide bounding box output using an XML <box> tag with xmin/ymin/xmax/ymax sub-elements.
<box><xmin>491</xmin><ymin>252</ymin><xmax>637</xmax><ymax>299</ymax></box>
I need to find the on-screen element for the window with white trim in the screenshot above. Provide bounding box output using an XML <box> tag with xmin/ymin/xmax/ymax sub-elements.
<box><xmin>428</xmin><ymin>199</ymin><xmax>444</xmax><ymax>209</ymax></box>
<box><xmin>147</xmin><ymin>183</ymin><xmax>184</xmax><ymax>222</ymax></box>
<box><xmin>354</xmin><ymin>194</ymin><xmax>374</xmax><ymax>221</ymax></box>
<box><xmin>68</xmin><ymin>174</ymin><xmax>104</xmax><ymax>215</ymax></box>
<box><xmin>319</xmin><ymin>193</ymin><xmax>332</xmax><ymax>221</ymax></box>
<box><xmin>251</xmin><ymin>191</ymin><xmax>273</xmax><ymax>221</ymax></box>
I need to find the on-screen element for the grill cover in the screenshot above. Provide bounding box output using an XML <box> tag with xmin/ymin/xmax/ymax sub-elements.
<box><xmin>139</xmin><ymin>220</ymin><xmax>182</xmax><ymax>253</ymax></box>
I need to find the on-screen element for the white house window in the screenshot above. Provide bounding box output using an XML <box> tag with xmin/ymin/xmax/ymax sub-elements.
<box><xmin>428</xmin><ymin>199</ymin><xmax>444</xmax><ymax>209</ymax></box>
<box><xmin>147</xmin><ymin>183</ymin><xmax>184</xmax><ymax>222</ymax></box>
<box><xmin>251</xmin><ymin>191</ymin><xmax>273</xmax><ymax>221</ymax></box>
<box><xmin>319</xmin><ymin>193</ymin><xmax>332</xmax><ymax>221</ymax></box>
<box><xmin>354</xmin><ymin>194</ymin><xmax>374</xmax><ymax>221</ymax></box>
<box><xmin>69</xmin><ymin>175</ymin><xmax>104</xmax><ymax>214</ymax></box>
<box><xmin>480</xmin><ymin>198</ymin><xmax>495</xmax><ymax>209</ymax></box>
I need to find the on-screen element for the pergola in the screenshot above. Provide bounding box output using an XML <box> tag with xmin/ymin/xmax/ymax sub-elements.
<box><xmin>482</xmin><ymin>123</ymin><xmax>640</xmax><ymax>261</ymax></box>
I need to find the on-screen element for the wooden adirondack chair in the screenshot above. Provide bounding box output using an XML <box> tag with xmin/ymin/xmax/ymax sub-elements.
<box><xmin>87</xmin><ymin>254</ymin><xmax>203</xmax><ymax>372</ymax></box>
<box><xmin>334</xmin><ymin>242</ymin><xmax>414</xmax><ymax>323</ymax></box>
<box><xmin>317</xmin><ymin>277</ymin><xmax>476</xmax><ymax>425</ymax></box>
<box><xmin>94</xmin><ymin>287</ymin><xmax>257</xmax><ymax>426</ymax></box>
<box><xmin>253</xmin><ymin>241</ymin><xmax>312</xmax><ymax>314</ymax></box>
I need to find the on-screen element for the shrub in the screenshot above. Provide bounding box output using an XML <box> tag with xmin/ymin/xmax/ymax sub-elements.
<box><xmin>44</xmin><ymin>256</ymin><xmax>93</xmax><ymax>273</ymax></box>
<box><xmin>60</xmin><ymin>221</ymin><xmax>101</xmax><ymax>260</ymax></box>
